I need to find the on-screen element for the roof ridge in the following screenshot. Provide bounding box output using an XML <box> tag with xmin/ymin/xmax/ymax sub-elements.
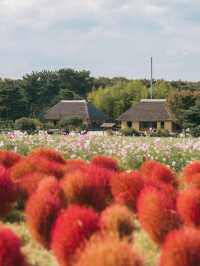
<box><xmin>60</xmin><ymin>100</ymin><xmax>86</xmax><ymax>103</ymax></box>
<box><xmin>141</xmin><ymin>99</ymin><xmax>166</xmax><ymax>102</ymax></box>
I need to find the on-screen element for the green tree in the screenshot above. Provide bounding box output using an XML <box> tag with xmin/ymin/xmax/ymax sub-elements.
<box><xmin>153</xmin><ymin>80</ymin><xmax>173</xmax><ymax>99</ymax></box>
<box><xmin>167</xmin><ymin>90</ymin><xmax>200</xmax><ymax>126</ymax></box>
<box><xmin>88</xmin><ymin>80</ymin><xmax>148</xmax><ymax>118</ymax></box>
<box><xmin>0</xmin><ymin>79</ymin><xmax>28</xmax><ymax>120</ymax></box>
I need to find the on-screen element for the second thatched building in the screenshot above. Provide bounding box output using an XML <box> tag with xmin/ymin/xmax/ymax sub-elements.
<box><xmin>118</xmin><ymin>99</ymin><xmax>174</xmax><ymax>132</ymax></box>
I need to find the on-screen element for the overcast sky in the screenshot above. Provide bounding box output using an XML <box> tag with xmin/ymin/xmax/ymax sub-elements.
<box><xmin>0</xmin><ymin>0</ymin><xmax>200</xmax><ymax>80</ymax></box>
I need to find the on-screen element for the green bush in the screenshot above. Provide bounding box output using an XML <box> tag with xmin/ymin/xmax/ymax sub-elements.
<box><xmin>58</xmin><ymin>117</ymin><xmax>86</xmax><ymax>132</ymax></box>
<box><xmin>151</xmin><ymin>129</ymin><xmax>170</xmax><ymax>137</ymax></box>
<box><xmin>0</xmin><ymin>120</ymin><xmax>14</xmax><ymax>131</ymax></box>
<box><xmin>190</xmin><ymin>126</ymin><xmax>200</xmax><ymax>137</ymax></box>
<box><xmin>15</xmin><ymin>118</ymin><xmax>41</xmax><ymax>133</ymax></box>
<box><xmin>120</xmin><ymin>127</ymin><xmax>140</xmax><ymax>136</ymax></box>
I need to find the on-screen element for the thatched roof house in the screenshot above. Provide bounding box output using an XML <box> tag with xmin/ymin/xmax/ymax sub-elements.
<box><xmin>45</xmin><ymin>100</ymin><xmax>109</xmax><ymax>127</ymax></box>
<box><xmin>118</xmin><ymin>99</ymin><xmax>173</xmax><ymax>132</ymax></box>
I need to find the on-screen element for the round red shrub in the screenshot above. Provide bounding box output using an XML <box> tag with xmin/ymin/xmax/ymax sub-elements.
<box><xmin>75</xmin><ymin>234</ymin><xmax>143</xmax><ymax>266</ymax></box>
<box><xmin>61</xmin><ymin>165</ymin><xmax>112</xmax><ymax>211</ymax></box>
<box><xmin>177</xmin><ymin>188</ymin><xmax>200</xmax><ymax>226</ymax></box>
<box><xmin>183</xmin><ymin>173</ymin><xmax>200</xmax><ymax>189</ymax></box>
<box><xmin>140</xmin><ymin>160</ymin><xmax>177</xmax><ymax>186</ymax></box>
<box><xmin>11</xmin><ymin>156</ymin><xmax>37</xmax><ymax>181</ymax></box>
<box><xmin>18</xmin><ymin>172</ymin><xmax>50</xmax><ymax>197</ymax></box>
<box><xmin>140</xmin><ymin>160</ymin><xmax>160</xmax><ymax>177</ymax></box>
<box><xmin>91</xmin><ymin>155</ymin><xmax>119</xmax><ymax>171</ymax></box>
<box><xmin>35</xmin><ymin>158</ymin><xmax>65</xmax><ymax>179</ymax></box>
<box><xmin>30</xmin><ymin>148</ymin><xmax>66</xmax><ymax>164</ymax></box>
<box><xmin>145</xmin><ymin>180</ymin><xmax>177</xmax><ymax>202</ymax></box>
<box><xmin>11</xmin><ymin>156</ymin><xmax>65</xmax><ymax>181</ymax></box>
<box><xmin>51</xmin><ymin>205</ymin><xmax>99</xmax><ymax>266</ymax></box>
<box><xmin>0</xmin><ymin>225</ymin><xmax>27</xmax><ymax>266</ymax></box>
<box><xmin>182</xmin><ymin>161</ymin><xmax>200</xmax><ymax>178</ymax></box>
<box><xmin>64</xmin><ymin>159</ymin><xmax>89</xmax><ymax>175</ymax></box>
<box><xmin>25</xmin><ymin>177</ymin><xmax>63</xmax><ymax>249</ymax></box>
<box><xmin>159</xmin><ymin>227</ymin><xmax>200</xmax><ymax>266</ymax></box>
<box><xmin>137</xmin><ymin>185</ymin><xmax>180</xmax><ymax>245</ymax></box>
<box><xmin>111</xmin><ymin>171</ymin><xmax>144</xmax><ymax>211</ymax></box>
<box><xmin>0</xmin><ymin>150</ymin><xmax>21</xmax><ymax>169</ymax></box>
<box><xmin>0</xmin><ymin>166</ymin><xmax>17</xmax><ymax>216</ymax></box>
<box><xmin>100</xmin><ymin>204</ymin><xmax>135</xmax><ymax>239</ymax></box>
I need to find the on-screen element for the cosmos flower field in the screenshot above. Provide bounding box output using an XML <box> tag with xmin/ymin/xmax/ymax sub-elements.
<box><xmin>0</xmin><ymin>133</ymin><xmax>200</xmax><ymax>266</ymax></box>
<box><xmin>0</xmin><ymin>132</ymin><xmax>200</xmax><ymax>172</ymax></box>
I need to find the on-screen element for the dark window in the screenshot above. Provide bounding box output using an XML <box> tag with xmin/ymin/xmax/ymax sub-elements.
<box><xmin>139</xmin><ymin>121</ymin><xmax>157</xmax><ymax>131</ymax></box>
<box><xmin>127</xmin><ymin>121</ymin><xmax>132</xmax><ymax>128</ymax></box>
<box><xmin>161</xmin><ymin>121</ymin><xmax>165</xmax><ymax>129</ymax></box>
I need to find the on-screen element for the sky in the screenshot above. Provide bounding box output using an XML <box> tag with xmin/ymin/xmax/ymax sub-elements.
<box><xmin>0</xmin><ymin>0</ymin><xmax>200</xmax><ymax>80</ymax></box>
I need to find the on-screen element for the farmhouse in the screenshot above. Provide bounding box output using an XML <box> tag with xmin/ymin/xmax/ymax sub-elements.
<box><xmin>118</xmin><ymin>99</ymin><xmax>173</xmax><ymax>132</ymax></box>
<box><xmin>44</xmin><ymin>100</ymin><xmax>109</xmax><ymax>128</ymax></box>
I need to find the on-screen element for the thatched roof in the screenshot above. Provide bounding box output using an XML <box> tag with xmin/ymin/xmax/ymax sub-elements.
<box><xmin>118</xmin><ymin>99</ymin><xmax>172</xmax><ymax>122</ymax></box>
<box><xmin>45</xmin><ymin>100</ymin><xmax>109</xmax><ymax>121</ymax></box>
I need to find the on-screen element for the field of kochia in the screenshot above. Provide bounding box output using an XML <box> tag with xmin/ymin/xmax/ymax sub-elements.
<box><xmin>0</xmin><ymin>134</ymin><xmax>200</xmax><ymax>266</ymax></box>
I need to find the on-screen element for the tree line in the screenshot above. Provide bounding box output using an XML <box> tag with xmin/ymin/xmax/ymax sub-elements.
<box><xmin>0</xmin><ymin>68</ymin><xmax>200</xmax><ymax>132</ymax></box>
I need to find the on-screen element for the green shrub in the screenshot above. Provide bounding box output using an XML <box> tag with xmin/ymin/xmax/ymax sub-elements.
<box><xmin>190</xmin><ymin>126</ymin><xmax>200</xmax><ymax>137</ymax></box>
<box><xmin>120</xmin><ymin>127</ymin><xmax>140</xmax><ymax>136</ymax></box>
<box><xmin>58</xmin><ymin>117</ymin><xmax>86</xmax><ymax>132</ymax></box>
<box><xmin>151</xmin><ymin>129</ymin><xmax>170</xmax><ymax>137</ymax></box>
<box><xmin>15</xmin><ymin>118</ymin><xmax>41</xmax><ymax>133</ymax></box>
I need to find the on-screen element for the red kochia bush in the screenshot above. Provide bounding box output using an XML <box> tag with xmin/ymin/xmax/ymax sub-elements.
<box><xmin>0</xmin><ymin>150</ymin><xmax>21</xmax><ymax>168</ymax></box>
<box><xmin>111</xmin><ymin>171</ymin><xmax>144</xmax><ymax>211</ymax></box>
<box><xmin>100</xmin><ymin>204</ymin><xmax>135</xmax><ymax>239</ymax></box>
<box><xmin>75</xmin><ymin>234</ymin><xmax>143</xmax><ymax>266</ymax></box>
<box><xmin>140</xmin><ymin>160</ymin><xmax>176</xmax><ymax>186</ymax></box>
<box><xmin>177</xmin><ymin>188</ymin><xmax>200</xmax><ymax>226</ymax></box>
<box><xmin>91</xmin><ymin>156</ymin><xmax>119</xmax><ymax>171</ymax></box>
<box><xmin>182</xmin><ymin>161</ymin><xmax>200</xmax><ymax>177</ymax></box>
<box><xmin>64</xmin><ymin>159</ymin><xmax>89</xmax><ymax>175</ymax></box>
<box><xmin>0</xmin><ymin>225</ymin><xmax>27</xmax><ymax>266</ymax></box>
<box><xmin>0</xmin><ymin>166</ymin><xmax>17</xmax><ymax>216</ymax></box>
<box><xmin>30</xmin><ymin>148</ymin><xmax>66</xmax><ymax>164</ymax></box>
<box><xmin>140</xmin><ymin>160</ymin><xmax>160</xmax><ymax>177</ymax></box>
<box><xmin>25</xmin><ymin>177</ymin><xmax>62</xmax><ymax>249</ymax></box>
<box><xmin>183</xmin><ymin>173</ymin><xmax>200</xmax><ymax>189</ymax></box>
<box><xmin>159</xmin><ymin>227</ymin><xmax>200</xmax><ymax>266</ymax></box>
<box><xmin>11</xmin><ymin>156</ymin><xmax>65</xmax><ymax>181</ymax></box>
<box><xmin>51</xmin><ymin>205</ymin><xmax>99</xmax><ymax>266</ymax></box>
<box><xmin>17</xmin><ymin>172</ymin><xmax>50</xmax><ymax>197</ymax></box>
<box><xmin>61</xmin><ymin>165</ymin><xmax>112</xmax><ymax>211</ymax></box>
<box><xmin>137</xmin><ymin>185</ymin><xmax>180</xmax><ymax>244</ymax></box>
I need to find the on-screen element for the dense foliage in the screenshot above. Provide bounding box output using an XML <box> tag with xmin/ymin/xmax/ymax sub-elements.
<box><xmin>0</xmin><ymin>69</ymin><xmax>199</xmax><ymax>131</ymax></box>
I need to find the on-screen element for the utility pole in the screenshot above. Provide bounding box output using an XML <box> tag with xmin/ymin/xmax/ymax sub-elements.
<box><xmin>150</xmin><ymin>56</ymin><xmax>153</xmax><ymax>99</ymax></box>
